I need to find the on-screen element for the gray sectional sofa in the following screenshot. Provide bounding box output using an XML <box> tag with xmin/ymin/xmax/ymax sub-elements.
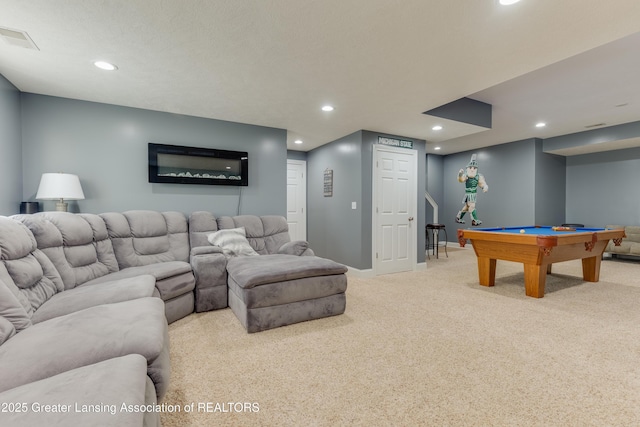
<box><xmin>605</xmin><ymin>225</ymin><xmax>640</xmax><ymax>259</ymax></box>
<box><xmin>0</xmin><ymin>209</ymin><xmax>348</xmax><ymax>426</ymax></box>
<box><xmin>190</xmin><ymin>213</ymin><xmax>348</xmax><ymax>332</ymax></box>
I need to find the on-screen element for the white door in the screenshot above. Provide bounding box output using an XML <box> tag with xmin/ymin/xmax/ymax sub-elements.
<box><xmin>286</xmin><ymin>160</ymin><xmax>307</xmax><ymax>241</ymax></box>
<box><xmin>373</xmin><ymin>146</ymin><xmax>417</xmax><ymax>275</ymax></box>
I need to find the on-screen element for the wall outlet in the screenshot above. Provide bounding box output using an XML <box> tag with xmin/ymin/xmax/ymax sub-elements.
<box><xmin>351</xmin><ymin>202</ymin><xmax>357</xmax><ymax>209</ymax></box>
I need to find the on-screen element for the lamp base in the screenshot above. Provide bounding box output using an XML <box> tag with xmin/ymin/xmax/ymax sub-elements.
<box><xmin>55</xmin><ymin>201</ymin><xmax>68</xmax><ymax>212</ymax></box>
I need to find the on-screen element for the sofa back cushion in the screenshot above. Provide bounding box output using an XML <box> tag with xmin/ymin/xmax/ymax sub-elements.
<box><xmin>0</xmin><ymin>316</ymin><xmax>16</xmax><ymax>345</ymax></box>
<box><xmin>0</xmin><ymin>277</ymin><xmax>32</xmax><ymax>332</ymax></box>
<box><xmin>216</xmin><ymin>215</ymin><xmax>291</xmax><ymax>255</ymax></box>
<box><xmin>101</xmin><ymin>210</ymin><xmax>190</xmax><ymax>268</ymax></box>
<box><xmin>0</xmin><ymin>217</ymin><xmax>64</xmax><ymax>318</ymax></box>
<box><xmin>16</xmin><ymin>212</ymin><xmax>120</xmax><ymax>289</ymax></box>
<box><xmin>188</xmin><ymin>211</ymin><xmax>219</xmax><ymax>249</ymax></box>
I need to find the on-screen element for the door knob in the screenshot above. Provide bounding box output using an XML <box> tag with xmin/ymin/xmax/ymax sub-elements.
<box><xmin>408</xmin><ymin>217</ymin><xmax>414</xmax><ymax>221</ymax></box>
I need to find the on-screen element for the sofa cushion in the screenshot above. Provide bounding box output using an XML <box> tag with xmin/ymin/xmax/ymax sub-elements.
<box><xmin>31</xmin><ymin>275</ymin><xmax>156</xmax><ymax>324</ymax></box>
<box><xmin>208</xmin><ymin>227</ymin><xmax>259</xmax><ymax>256</ymax></box>
<box><xmin>15</xmin><ymin>212</ymin><xmax>119</xmax><ymax>289</ymax></box>
<box><xmin>189</xmin><ymin>211</ymin><xmax>219</xmax><ymax>249</ymax></box>
<box><xmin>227</xmin><ymin>254</ymin><xmax>348</xmax><ymax>289</ymax></box>
<box><xmin>0</xmin><ymin>278</ymin><xmax>32</xmax><ymax>332</ymax></box>
<box><xmin>0</xmin><ymin>316</ymin><xmax>16</xmax><ymax>345</ymax></box>
<box><xmin>101</xmin><ymin>210</ymin><xmax>190</xmax><ymax>268</ymax></box>
<box><xmin>278</xmin><ymin>240</ymin><xmax>310</xmax><ymax>256</ymax></box>
<box><xmin>229</xmin><ymin>272</ymin><xmax>348</xmax><ymax>309</ymax></box>
<box><xmin>0</xmin><ymin>297</ymin><xmax>170</xmax><ymax>399</ymax></box>
<box><xmin>217</xmin><ymin>215</ymin><xmax>291</xmax><ymax>255</ymax></box>
<box><xmin>0</xmin><ymin>355</ymin><xmax>157</xmax><ymax>427</ymax></box>
<box><xmin>0</xmin><ymin>217</ymin><xmax>64</xmax><ymax>317</ymax></box>
<box><xmin>82</xmin><ymin>261</ymin><xmax>195</xmax><ymax>301</ymax></box>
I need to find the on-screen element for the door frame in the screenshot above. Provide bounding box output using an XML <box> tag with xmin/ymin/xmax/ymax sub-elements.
<box><xmin>372</xmin><ymin>144</ymin><xmax>418</xmax><ymax>275</ymax></box>
<box><xmin>286</xmin><ymin>159</ymin><xmax>307</xmax><ymax>241</ymax></box>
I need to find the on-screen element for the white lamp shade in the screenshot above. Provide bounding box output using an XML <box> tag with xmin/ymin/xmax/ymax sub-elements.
<box><xmin>35</xmin><ymin>173</ymin><xmax>85</xmax><ymax>200</ymax></box>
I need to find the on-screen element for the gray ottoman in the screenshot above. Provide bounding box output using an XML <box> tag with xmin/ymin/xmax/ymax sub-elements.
<box><xmin>226</xmin><ymin>254</ymin><xmax>348</xmax><ymax>333</ymax></box>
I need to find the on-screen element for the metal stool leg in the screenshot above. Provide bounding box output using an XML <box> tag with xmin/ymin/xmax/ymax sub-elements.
<box><xmin>425</xmin><ymin>226</ymin><xmax>430</xmax><ymax>260</ymax></box>
<box><xmin>442</xmin><ymin>227</ymin><xmax>448</xmax><ymax>258</ymax></box>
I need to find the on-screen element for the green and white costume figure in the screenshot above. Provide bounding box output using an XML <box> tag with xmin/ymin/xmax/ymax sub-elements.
<box><xmin>456</xmin><ymin>154</ymin><xmax>488</xmax><ymax>226</ymax></box>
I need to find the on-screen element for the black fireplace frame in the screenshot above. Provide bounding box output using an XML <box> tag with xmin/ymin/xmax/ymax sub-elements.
<box><xmin>148</xmin><ymin>143</ymin><xmax>248</xmax><ymax>186</ymax></box>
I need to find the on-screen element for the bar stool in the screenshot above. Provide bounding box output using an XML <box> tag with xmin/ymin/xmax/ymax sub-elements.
<box><xmin>426</xmin><ymin>223</ymin><xmax>448</xmax><ymax>259</ymax></box>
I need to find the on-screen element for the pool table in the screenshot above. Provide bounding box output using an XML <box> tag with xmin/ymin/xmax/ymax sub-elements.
<box><xmin>457</xmin><ymin>226</ymin><xmax>625</xmax><ymax>298</ymax></box>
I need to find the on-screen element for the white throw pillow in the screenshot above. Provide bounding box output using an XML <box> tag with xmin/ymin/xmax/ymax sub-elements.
<box><xmin>207</xmin><ymin>227</ymin><xmax>259</xmax><ymax>257</ymax></box>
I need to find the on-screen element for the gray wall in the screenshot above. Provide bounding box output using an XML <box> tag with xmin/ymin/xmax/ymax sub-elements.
<box><xmin>0</xmin><ymin>75</ymin><xmax>22</xmax><ymax>215</ymax></box>
<box><xmin>20</xmin><ymin>94</ymin><xmax>287</xmax><ymax>216</ymax></box>
<box><xmin>566</xmin><ymin>147</ymin><xmax>640</xmax><ymax>227</ymax></box>
<box><xmin>307</xmin><ymin>131</ymin><xmax>364</xmax><ymax>267</ymax></box>
<box><xmin>307</xmin><ymin>130</ymin><xmax>426</xmax><ymax>270</ymax></box>
<box><xmin>426</xmin><ymin>154</ymin><xmax>444</xmax><ymax>225</ymax></box>
<box><xmin>443</xmin><ymin>139</ymin><xmax>538</xmax><ymax>236</ymax></box>
<box><xmin>287</xmin><ymin>150</ymin><xmax>307</xmax><ymax>161</ymax></box>
<box><xmin>534</xmin><ymin>139</ymin><xmax>566</xmax><ymax>225</ymax></box>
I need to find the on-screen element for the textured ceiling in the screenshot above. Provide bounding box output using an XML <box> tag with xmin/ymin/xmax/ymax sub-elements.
<box><xmin>1</xmin><ymin>0</ymin><xmax>639</xmax><ymax>154</ymax></box>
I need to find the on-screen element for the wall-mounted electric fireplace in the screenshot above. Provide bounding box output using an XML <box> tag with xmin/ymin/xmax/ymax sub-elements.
<box><xmin>148</xmin><ymin>143</ymin><xmax>248</xmax><ymax>186</ymax></box>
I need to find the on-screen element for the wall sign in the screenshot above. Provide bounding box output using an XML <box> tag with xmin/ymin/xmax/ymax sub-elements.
<box><xmin>323</xmin><ymin>169</ymin><xmax>333</xmax><ymax>197</ymax></box>
<box><xmin>378</xmin><ymin>136</ymin><xmax>413</xmax><ymax>149</ymax></box>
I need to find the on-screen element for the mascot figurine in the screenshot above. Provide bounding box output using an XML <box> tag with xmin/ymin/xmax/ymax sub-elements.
<box><xmin>455</xmin><ymin>154</ymin><xmax>488</xmax><ymax>226</ymax></box>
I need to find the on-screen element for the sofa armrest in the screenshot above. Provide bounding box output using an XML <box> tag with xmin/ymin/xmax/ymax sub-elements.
<box><xmin>190</xmin><ymin>245</ymin><xmax>224</xmax><ymax>256</ymax></box>
<box><xmin>277</xmin><ymin>240</ymin><xmax>315</xmax><ymax>256</ymax></box>
<box><xmin>190</xmin><ymin>252</ymin><xmax>228</xmax><ymax>312</ymax></box>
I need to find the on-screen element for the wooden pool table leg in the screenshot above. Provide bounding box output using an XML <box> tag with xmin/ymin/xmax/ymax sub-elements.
<box><xmin>582</xmin><ymin>256</ymin><xmax>602</xmax><ymax>282</ymax></box>
<box><xmin>477</xmin><ymin>257</ymin><xmax>496</xmax><ymax>287</ymax></box>
<box><xmin>524</xmin><ymin>264</ymin><xmax>546</xmax><ymax>298</ymax></box>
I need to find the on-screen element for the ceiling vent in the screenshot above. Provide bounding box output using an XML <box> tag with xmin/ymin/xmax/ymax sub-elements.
<box><xmin>0</xmin><ymin>27</ymin><xmax>39</xmax><ymax>50</ymax></box>
<box><xmin>584</xmin><ymin>123</ymin><xmax>606</xmax><ymax>129</ymax></box>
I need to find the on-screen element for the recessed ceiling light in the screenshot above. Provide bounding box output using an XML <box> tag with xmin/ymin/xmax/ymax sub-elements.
<box><xmin>535</xmin><ymin>122</ymin><xmax>546</xmax><ymax>128</ymax></box>
<box><xmin>432</xmin><ymin>125</ymin><xmax>443</xmax><ymax>131</ymax></box>
<box><xmin>94</xmin><ymin>61</ymin><xmax>118</xmax><ymax>71</ymax></box>
<box><xmin>294</xmin><ymin>139</ymin><xmax>303</xmax><ymax>144</ymax></box>
<box><xmin>321</xmin><ymin>105</ymin><xmax>334</xmax><ymax>112</ymax></box>
<box><xmin>499</xmin><ymin>0</ymin><xmax>521</xmax><ymax>5</ymax></box>
<box><xmin>434</xmin><ymin>146</ymin><xmax>441</xmax><ymax>150</ymax></box>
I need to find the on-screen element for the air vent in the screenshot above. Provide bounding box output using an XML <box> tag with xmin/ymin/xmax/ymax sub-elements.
<box><xmin>0</xmin><ymin>27</ymin><xmax>39</xmax><ymax>50</ymax></box>
<box><xmin>584</xmin><ymin>123</ymin><xmax>606</xmax><ymax>129</ymax></box>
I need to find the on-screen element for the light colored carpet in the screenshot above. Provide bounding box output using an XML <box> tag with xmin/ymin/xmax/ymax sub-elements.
<box><xmin>161</xmin><ymin>249</ymin><xmax>640</xmax><ymax>426</ymax></box>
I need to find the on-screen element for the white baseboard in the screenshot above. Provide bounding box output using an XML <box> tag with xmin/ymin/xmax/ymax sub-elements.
<box><xmin>346</xmin><ymin>266</ymin><xmax>375</xmax><ymax>278</ymax></box>
<box><xmin>346</xmin><ymin>262</ymin><xmax>426</xmax><ymax>277</ymax></box>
